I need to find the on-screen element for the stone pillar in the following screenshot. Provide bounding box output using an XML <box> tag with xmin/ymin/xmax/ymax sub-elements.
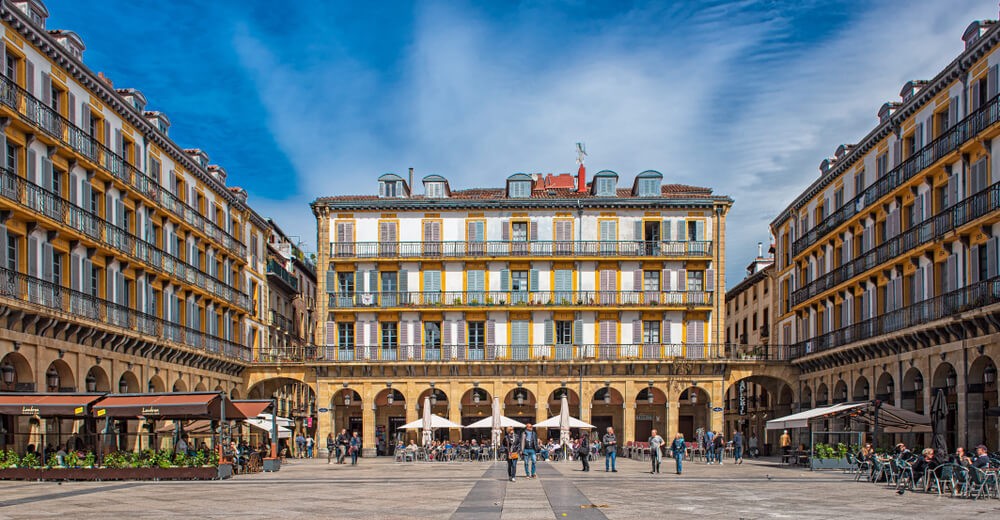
<box><xmin>956</xmin><ymin>367</ymin><xmax>968</xmax><ymax>451</ymax></box>
<box><xmin>448</xmin><ymin>382</ymin><xmax>462</xmax><ymax>442</ymax></box>
<box><xmin>362</xmin><ymin>383</ymin><xmax>376</xmax><ymax>457</ymax></box>
<box><xmin>580</xmin><ymin>382</ymin><xmax>592</xmax><ymax>425</ymax></box>
<box><xmin>667</xmin><ymin>397</ymin><xmax>679</xmax><ymax>438</ymax></box>
<box><xmin>314</xmin><ymin>207</ymin><xmax>330</xmax><ymax>348</ymax></box>
<box><xmin>710</xmin><ymin>379</ymin><xmax>724</xmax><ymax>433</ymax></box>
<box><xmin>622</xmin><ymin>380</ymin><xmax>635</xmax><ymax>443</ymax></box>
<box><xmin>314</xmin><ymin>381</ymin><xmax>332</xmax><ymax>458</ymax></box>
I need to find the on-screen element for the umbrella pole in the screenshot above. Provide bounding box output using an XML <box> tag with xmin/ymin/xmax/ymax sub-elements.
<box><xmin>271</xmin><ymin>398</ymin><xmax>278</xmax><ymax>459</ymax></box>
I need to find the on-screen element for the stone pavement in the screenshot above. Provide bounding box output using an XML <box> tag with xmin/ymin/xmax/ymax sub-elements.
<box><xmin>0</xmin><ymin>456</ymin><xmax>998</xmax><ymax>519</ymax></box>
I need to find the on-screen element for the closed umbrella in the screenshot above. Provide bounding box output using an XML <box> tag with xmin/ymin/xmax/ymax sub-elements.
<box><xmin>930</xmin><ymin>389</ymin><xmax>949</xmax><ymax>463</ymax></box>
<box><xmin>559</xmin><ymin>395</ymin><xmax>571</xmax><ymax>462</ymax></box>
<box><xmin>492</xmin><ymin>397</ymin><xmax>501</xmax><ymax>462</ymax></box>
<box><xmin>422</xmin><ymin>396</ymin><xmax>433</xmax><ymax>448</ymax></box>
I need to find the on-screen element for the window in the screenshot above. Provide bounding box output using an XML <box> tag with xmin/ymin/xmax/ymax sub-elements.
<box><xmin>50</xmin><ymin>84</ymin><xmax>60</xmax><ymax>112</ymax></box>
<box><xmin>876</xmin><ymin>153</ymin><xmax>888</xmax><ymax>178</ymax></box>
<box><xmin>637</xmin><ymin>177</ymin><xmax>659</xmax><ymax>196</ymax></box>
<box><xmin>555</xmin><ymin>321</ymin><xmax>572</xmax><ymax>345</ymax></box>
<box><xmin>337</xmin><ymin>272</ymin><xmax>354</xmax><ymax>296</ymax></box>
<box><xmin>687</xmin><ymin>271</ymin><xmax>704</xmax><ymax>292</ymax></box>
<box><xmin>854</xmin><ymin>171</ymin><xmax>865</xmax><ymax>198</ymax></box>
<box><xmin>511</xmin><ymin>270</ymin><xmax>529</xmax><ymax>292</ymax></box>
<box><xmin>424</xmin><ymin>322</ymin><xmax>441</xmax><ymax>348</ymax></box>
<box><xmin>643</xmin><ymin>270</ymin><xmax>660</xmax><ymax>291</ymax></box>
<box><xmin>834</xmin><ymin>187</ymin><xmax>844</xmax><ymax>209</ymax></box>
<box><xmin>381</xmin><ymin>322</ymin><xmax>397</xmax><ymax>348</ymax></box>
<box><xmin>426</xmin><ymin>182</ymin><xmax>444</xmax><ymax>198</ymax></box>
<box><xmin>596</xmin><ymin>176</ymin><xmax>616</xmax><ymax>196</ymax></box>
<box><xmin>511</xmin><ymin>221</ymin><xmax>528</xmax><ymax>242</ymax></box>
<box><xmin>5</xmin><ymin>142</ymin><xmax>17</xmax><ymax>171</ymax></box>
<box><xmin>381</xmin><ymin>271</ymin><xmax>397</xmax><ymax>293</ymax></box>
<box><xmin>52</xmin><ymin>252</ymin><xmax>62</xmax><ymax>286</ymax></box>
<box><xmin>643</xmin><ymin>321</ymin><xmax>660</xmax><ymax>344</ymax></box>
<box><xmin>687</xmin><ymin>221</ymin><xmax>698</xmax><ymax>241</ymax></box>
<box><xmin>5</xmin><ymin>232</ymin><xmax>17</xmax><ymax>270</ymax></box>
<box><xmin>508</xmin><ymin>180</ymin><xmax>530</xmax><ymax>198</ymax></box>
<box><xmin>4</xmin><ymin>52</ymin><xmax>17</xmax><ymax>81</ymax></box>
<box><xmin>752</xmin><ymin>313</ymin><xmax>758</xmax><ymax>331</ymax></box>
<box><xmin>338</xmin><ymin>322</ymin><xmax>354</xmax><ymax>348</ymax></box>
<box><xmin>469</xmin><ymin>322</ymin><xmax>485</xmax><ymax>349</ymax></box>
<box><xmin>382</xmin><ymin>181</ymin><xmax>398</xmax><ymax>197</ymax></box>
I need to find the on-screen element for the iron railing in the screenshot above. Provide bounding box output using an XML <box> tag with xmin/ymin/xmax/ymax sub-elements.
<box><xmin>0</xmin><ymin>73</ymin><xmax>246</xmax><ymax>258</ymax></box>
<box><xmin>327</xmin><ymin>290</ymin><xmax>714</xmax><ymax>308</ymax></box>
<box><xmin>0</xmin><ymin>167</ymin><xmax>251</xmax><ymax>310</ymax></box>
<box><xmin>267</xmin><ymin>259</ymin><xmax>299</xmax><ymax>292</ymax></box>
<box><xmin>330</xmin><ymin>240</ymin><xmax>713</xmax><ymax>259</ymax></box>
<box><xmin>792</xmin><ymin>90</ymin><xmax>1000</xmax><ymax>257</ymax></box>
<box><xmin>791</xmin><ymin>180</ymin><xmax>1000</xmax><ymax>306</ymax></box>
<box><xmin>790</xmin><ymin>274</ymin><xmax>1000</xmax><ymax>358</ymax></box>
<box><xmin>0</xmin><ymin>267</ymin><xmax>249</xmax><ymax>361</ymax></box>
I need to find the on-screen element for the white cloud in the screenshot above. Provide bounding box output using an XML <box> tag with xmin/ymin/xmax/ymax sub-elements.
<box><xmin>233</xmin><ymin>0</ymin><xmax>994</xmax><ymax>287</ymax></box>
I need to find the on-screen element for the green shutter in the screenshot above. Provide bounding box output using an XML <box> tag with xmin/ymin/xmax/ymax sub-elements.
<box><xmin>529</xmin><ymin>269</ymin><xmax>539</xmax><ymax>291</ymax></box>
<box><xmin>544</xmin><ymin>319</ymin><xmax>553</xmax><ymax>344</ymax></box>
<box><xmin>500</xmin><ymin>269</ymin><xmax>509</xmax><ymax>291</ymax></box>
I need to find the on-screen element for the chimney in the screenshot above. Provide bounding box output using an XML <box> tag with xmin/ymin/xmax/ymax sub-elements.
<box><xmin>408</xmin><ymin>167</ymin><xmax>414</xmax><ymax>192</ymax></box>
<box><xmin>757</xmin><ymin>242</ymin><xmax>763</xmax><ymax>258</ymax></box>
<box><xmin>577</xmin><ymin>162</ymin><xmax>587</xmax><ymax>193</ymax></box>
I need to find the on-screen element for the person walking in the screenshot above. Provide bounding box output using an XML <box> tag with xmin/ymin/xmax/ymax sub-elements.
<box><xmin>713</xmin><ymin>432</ymin><xmax>725</xmax><ymax>465</ymax></box>
<box><xmin>779</xmin><ymin>430</ymin><xmax>791</xmax><ymax>459</ymax></box>
<box><xmin>336</xmin><ymin>429</ymin><xmax>349</xmax><ymax>464</ymax></box>
<box><xmin>349</xmin><ymin>432</ymin><xmax>361</xmax><ymax>465</ymax></box>
<box><xmin>295</xmin><ymin>433</ymin><xmax>306</xmax><ymax>458</ymax></box>
<box><xmin>747</xmin><ymin>432</ymin><xmax>759</xmax><ymax>459</ymax></box>
<box><xmin>704</xmin><ymin>429</ymin><xmax>716</xmax><ymax>464</ymax></box>
<box><xmin>603</xmin><ymin>427</ymin><xmax>618</xmax><ymax>472</ymax></box>
<box><xmin>521</xmin><ymin>423</ymin><xmax>540</xmax><ymax>479</ymax></box>
<box><xmin>577</xmin><ymin>434</ymin><xmax>590</xmax><ymax>472</ymax></box>
<box><xmin>503</xmin><ymin>426</ymin><xmax>520</xmax><ymax>482</ymax></box>
<box><xmin>648</xmin><ymin>429</ymin><xmax>664</xmax><ymax>474</ymax></box>
<box><xmin>732</xmin><ymin>430</ymin><xmax>744</xmax><ymax>464</ymax></box>
<box><xmin>306</xmin><ymin>435</ymin><xmax>315</xmax><ymax>458</ymax></box>
<box><xmin>670</xmin><ymin>433</ymin><xmax>686</xmax><ymax>475</ymax></box>
<box><xmin>326</xmin><ymin>433</ymin><xmax>336</xmax><ymax>464</ymax></box>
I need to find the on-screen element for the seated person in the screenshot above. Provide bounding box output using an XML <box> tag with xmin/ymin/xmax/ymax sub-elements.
<box><xmin>972</xmin><ymin>445</ymin><xmax>992</xmax><ymax>469</ymax></box>
<box><xmin>54</xmin><ymin>444</ymin><xmax>68</xmax><ymax>466</ymax></box>
<box><xmin>952</xmin><ymin>447</ymin><xmax>972</xmax><ymax>467</ymax></box>
<box><xmin>894</xmin><ymin>443</ymin><xmax>911</xmax><ymax>458</ymax></box>
<box><xmin>406</xmin><ymin>440</ymin><xmax>418</xmax><ymax>453</ymax></box>
<box><xmin>857</xmin><ymin>443</ymin><xmax>874</xmax><ymax>461</ymax></box>
<box><xmin>910</xmin><ymin>448</ymin><xmax>939</xmax><ymax>485</ymax></box>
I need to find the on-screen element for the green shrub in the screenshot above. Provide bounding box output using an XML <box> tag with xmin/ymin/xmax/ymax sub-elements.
<box><xmin>82</xmin><ymin>452</ymin><xmax>95</xmax><ymax>467</ymax></box>
<box><xmin>20</xmin><ymin>452</ymin><xmax>39</xmax><ymax>468</ymax></box>
<box><xmin>0</xmin><ymin>449</ymin><xmax>19</xmax><ymax>469</ymax></box>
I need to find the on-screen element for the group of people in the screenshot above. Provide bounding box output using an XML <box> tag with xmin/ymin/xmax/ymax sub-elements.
<box><xmin>324</xmin><ymin>429</ymin><xmax>361</xmax><ymax>465</ymax></box>
<box><xmin>857</xmin><ymin>441</ymin><xmax>995</xmax><ymax>488</ymax></box>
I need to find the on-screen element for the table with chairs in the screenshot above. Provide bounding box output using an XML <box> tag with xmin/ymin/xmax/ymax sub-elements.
<box><xmin>850</xmin><ymin>449</ymin><xmax>1000</xmax><ymax>501</ymax></box>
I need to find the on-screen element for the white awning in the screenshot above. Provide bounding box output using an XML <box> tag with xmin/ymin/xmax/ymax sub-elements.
<box><xmin>766</xmin><ymin>401</ymin><xmax>931</xmax><ymax>432</ymax></box>
<box><xmin>464</xmin><ymin>416</ymin><xmax>526</xmax><ymax>429</ymax></box>
<box><xmin>533</xmin><ymin>416</ymin><xmax>595</xmax><ymax>429</ymax></box>
<box><xmin>246</xmin><ymin>418</ymin><xmax>292</xmax><ymax>439</ymax></box>
<box><xmin>765</xmin><ymin>402</ymin><xmax>858</xmax><ymax>430</ymax></box>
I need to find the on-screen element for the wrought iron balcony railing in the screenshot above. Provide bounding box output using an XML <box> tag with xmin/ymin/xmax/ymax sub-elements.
<box><xmin>0</xmin><ymin>167</ymin><xmax>251</xmax><ymax>311</ymax></box>
<box><xmin>326</xmin><ymin>290</ymin><xmax>714</xmax><ymax>309</ymax></box>
<box><xmin>0</xmin><ymin>74</ymin><xmax>246</xmax><ymax>258</ymax></box>
<box><xmin>0</xmin><ymin>267</ymin><xmax>249</xmax><ymax>361</ymax></box>
<box><xmin>791</xmin><ymin>180</ymin><xmax>1000</xmax><ymax>307</ymax></box>
<box><xmin>331</xmin><ymin>240</ymin><xmax>712</xmax><ymax>259</ymax></box>
<box><xmin>267</xmin><ymin>259</ymin><xmax>299</xmax><ymax>292</ymax></box>
<box><xmin>792</xmin><ymin>90</ymin><xmax>1000</xmax><ymax>257</ymax></box>
<box><xmin>790</xmin><ymin>274</ymin><xmax>1000</xmax><ymax>358</ymax></box>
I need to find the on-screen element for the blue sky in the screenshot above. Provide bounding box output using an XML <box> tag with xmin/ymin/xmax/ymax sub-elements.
<box><xmin>48</xmin><ymin>0</ymin><xmax>993</xmax><ymax>287</ymax></box>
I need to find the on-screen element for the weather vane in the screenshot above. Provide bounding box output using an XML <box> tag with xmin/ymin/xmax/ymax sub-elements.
<box><xmin>576</xmin><ymin>142</ymin><xmax>587</xmax><ymax>165</ymax></box>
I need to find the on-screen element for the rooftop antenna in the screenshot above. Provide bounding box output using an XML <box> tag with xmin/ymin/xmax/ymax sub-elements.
<box><xmin>575</xmin><ymin>142</ymin><xmax>587</xmax><ymax>165</ymax></box>
<box><xmin>575</xmin><ymin>142</ymin><xmax>588</xmax><ymax>193</ymax></box>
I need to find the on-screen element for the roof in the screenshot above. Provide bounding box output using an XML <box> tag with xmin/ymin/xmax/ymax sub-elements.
<box><xmin>422</xmin><ymin>174</ymin><xmax>447</xmax><ymax>182</ymax></box>
<box><xmin>315</xmin><ymin>183</ymin><xmax>718</xmax><ymax>203</ymax></box>
<box><xmin>93</xmin><ymin>392</ymin><xmax>245</xmax><ymax>420</ymax></box>
<box><xmin>0</xmin><ymin>392</ymin><xmax>104</xmax><ymax>417</ymax></box>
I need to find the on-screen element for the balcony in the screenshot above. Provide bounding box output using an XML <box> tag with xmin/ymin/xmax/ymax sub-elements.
<box><xmin>330</xmin><ymin>240</ymin><xmax>713</xmax><ymax>260</ymax></box>
<box><xmin>269</xmin><ymin>309</ymin><xmax>294</xmax><ymax>331</ymax></box>
<box><xmin>790</xmin><ymin>274</ymin><xmax>1000</xmax><ymax>359</ymax></box>
<box><xmin>792</xmin><ymin>90</ymin><xmax>1000</xmax><ymax>258</ymax></box>
<box><xmin>0</xmin><ymin>74</ymin><xmax>246</xmax><ymax>258</ymax></box>
<box><xmin>267</xmin><ymin>259</ymin><xmax>299</xmax><ymax>292</ymax></box>
<box><xmin>0</xmin><ymin>267</ymin><xmax>249</xmax><ymax>361</ymax></box>
<box><xmin>791</xmin><ymin>180</ymin><xmax>1000</xmax><ymax>307</ymax></box>
<box><xmin>326</xmin><ymin>290</ymin><xmax>714</xmax><ymax>309</ymax></box>
<box><xmin>0</xmin><ymin>167</ymin><xmax>251</xmax><ymax>311</ymax></box>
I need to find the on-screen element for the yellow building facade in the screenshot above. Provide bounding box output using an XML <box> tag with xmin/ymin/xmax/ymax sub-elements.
<box><xmin>771</xmin><ymin>19</ymin><xmax>1000</xmax><ymax>450</ymax></box>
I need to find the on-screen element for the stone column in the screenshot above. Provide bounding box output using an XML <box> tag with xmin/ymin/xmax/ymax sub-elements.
<box><xmin>362</xmin><ymin>383</ymin><xmax>376</xmax><ymax>457</ymax></box>
<box><xmin>710</xmin><ymin>379</ymin><xmax>724</xmax><ymax>433</ymax></box>
<box><xmin>448</xmin><ymin>382</ymin><xmax>463</xmax><ymax>442</ymax></box>
<box><xmin>314</xmin><ymin>381</ymin><xmax>332</xmax><ymax>459</ymax></box>
<box><xmin>667</xmin><ymin>397</ymin><xmax>679</xmax><ymax>438</ymax></box>
<box><xmin>314</xmin><ymin>207</ymin><xmax>330</xmax><ymax>348</ymax></box>
<box><xmin>622</xmin><ymin>380</ymin><xmax>635</xmax><ymax>443</ymax></box>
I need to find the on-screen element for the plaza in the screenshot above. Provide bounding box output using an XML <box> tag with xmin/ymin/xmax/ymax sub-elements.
<box><xmin>1</xmin><ymin>456</ymin><xmax>997</xmax><ymax>519</ymax></box>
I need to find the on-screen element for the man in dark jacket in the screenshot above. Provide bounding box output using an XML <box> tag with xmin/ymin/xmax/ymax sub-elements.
<box><xmin>603</xmin><ymin>427</ymin><xmax>618</xmax><ymax>472</ymax></box>
<box><xmin>577</xmin><ymin>435</ymin><xmax>590</xmax><ymax>472</ymax></box>
<box><xmin>521</xmin><ymin>423</ymin><xmax>540</xmax><ymax>479</ymax></box>
<box><xmin>336</xmin><ymin>429</ymin><xmax>349</xmax><ymax>464</ymax></box>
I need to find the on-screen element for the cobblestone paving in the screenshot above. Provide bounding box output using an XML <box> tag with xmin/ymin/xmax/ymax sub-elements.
<box><xmin>0</xmin><ymin>456</ymin><xmax>998</xmax><ymax>519</ymax></box>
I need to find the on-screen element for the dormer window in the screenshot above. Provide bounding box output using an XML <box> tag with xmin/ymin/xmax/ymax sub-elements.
<box><xmin>634</xmin><ymin>170</ymin><xmax>663</xmax><ymax>197</ymax></box>
<box><xmin>378</xmin><ymin>173</ymin><xmax>409</xmax><ymax>198</ymax></box>
<box><xmin>422</xmin><ymin>174</ymin><xmax>449</xmax><ymax>198</ymax></box>
<box><xmin>592</xmin><ymin>170</ymin><xmax>618</xmax><ymax>197</ymax></box>
<box><xmin>506</xmin><ymin>173</ymin><xmax>533</xmax><ymax>198</ymax></box>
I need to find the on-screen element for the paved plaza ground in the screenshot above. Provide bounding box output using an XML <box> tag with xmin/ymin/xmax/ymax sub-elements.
<box><xmin>0</xmin><ymin>455</ymin><xmax>998</xmax><ymax>519</ymax></box>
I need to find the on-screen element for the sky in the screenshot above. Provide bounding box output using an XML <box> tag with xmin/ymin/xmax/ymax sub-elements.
<box><xmin>47</xmin><ymin>0</ymin><xmax>995</xmax><ymax>288</ymax></box>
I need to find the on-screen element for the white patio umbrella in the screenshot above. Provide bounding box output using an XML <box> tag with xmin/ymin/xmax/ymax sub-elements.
<box><xmin>559</xmin><ymin>395</ymin><xmax>571</xmax><ymax>461</ymax></box>
<box><xmin>422</xmin><ymin>396</ymin><xmax>433</xmax><ymax>448</ymax></box>
<box><xmin>534</xmin><ymin>415</ymin><xmax>595</xmax><ymax>429</ymax></box>
<box><xmin>464</xmin><ymin>416</ymin><xmax>526</xmax><ymax>429</ymax></box>
<box><xmin>400</xmin><ymin>415</ymin><xmax>464</xmax><ymax>430</ymax></box>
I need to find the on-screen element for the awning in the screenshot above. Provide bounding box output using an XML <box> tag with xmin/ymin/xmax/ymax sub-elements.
<box><xmin>767</xmin><ymin>401</ymin><xmax>931</xmax><ymax>433</ymax></box>
<box><xmin>464</xmin><ymin>416</ymin><xmax>526</xmax><ymax>429</ymax></box>
<box><xmin>155</xmin><ymin>420</ymin><xmax>213</xmax><ymax>435</ymax></box>
<box><xmin>0</xmin><ymin>392</ymin><xmax>105</xmax><ymax>417</ymax></box>
<box><xmin>233</xmin><ymin>400</ymin><xmax>272</xmax><ymax>418</ymax></box>
<box><xmin>401</xmin><ymin>415</ymin><xmax>463</xmax><ymax>429</ymax></box>
<box><xmin>93</xmin><ymin>392</ymin><xmax>246</xmax><ymax>420</ymax></box>
<box><xmin>534</xmin><ymin>416</ymin><xmax>595</xmax><ymax>429</ymax></box>
<box><xmin>246</xmin><ymin>418</ymin><xmax>292</xmax><ymax>439</ymax></box>
<box><xmin>257</xmin><ymin>413</ymin><xmax>294</xmax><ymax>428</ymax></box>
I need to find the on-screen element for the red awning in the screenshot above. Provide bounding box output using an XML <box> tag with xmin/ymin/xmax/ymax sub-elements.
<box><xmin>232</xmin><ymin>400</ymin><xmax>272</xmax><ymax>419</ymax></box>
<box><xmin>93</xmin><ymin>392</ymin><xmax>246</xmax><ymax>420</ymax></box>
<box><xmin>0</xmin><ymin>393</ymin><xmax>106</xmax><ymax>417</ymax></box>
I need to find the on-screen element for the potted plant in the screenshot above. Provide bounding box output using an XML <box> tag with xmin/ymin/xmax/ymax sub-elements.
<box><xmin>810</xmin><ymin>442</ymin><xmax>852</xmax><ymax>470</ymax></box>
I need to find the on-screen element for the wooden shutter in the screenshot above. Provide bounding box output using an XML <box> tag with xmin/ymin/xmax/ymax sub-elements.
<box><xmin>662</xmin><ymin>320</ymin><xmax>672</xmax><ymax>343</ymax></box>
<box><xmin>705</xmin><ymin>269</ymin><xmax>715</xmax><ymax>292</ymax></box>
<box><xmin>544</xmin><ymin>319</ymin><xmax>553</xmax><ymax>344</ymax></box>
<box><xmin>27</xmin><ymin>236</ymin><xmax>37</xmax><ymax>277</ymax></box>
<box><xmin>41</xmin><ymin>73</ymin><xmax>51</xmax><ymax>105</ymax></box>
<box><xmin>0</xmin><ymin>224</ymin><xmax>7</xmax><ymax>269</ymax></box>
<box><xmin>25</xmin><ymin>59</ymin><xmax>34</xmax><ymax>95</ymax></box>
<box><xmin>662</xmin><ymin>219</ymin><xmax>672</xmax><ymax>240</ymax></box>
<box><xmin>946</xmin><ymin>254</ymin><xmax>957</xmax><ymax>293</ymax></box>
<box><xmin>529</xmin><ymin>220</ymin><xmax>538</xmax><ymax>240</ymax></box>
<box><xmin>892</xmin><ymin>140</ymin><xmax>902</xmax><ymax>167</ymax></box>
<box><xmin>500</xmin><ymin>269</ymin><xmax>509</xmax><ymax>291</ymax></box>
<box><xmin>991</xmin><ymin>65</ymin><xmax>1000</xmax><ymax>98</ymax></box>
<box><xmin>633</xmin><ymin>220</ymin><xmax>642</xmax><ymax>242</ymax></box>
<box><xmin>486</xmin><ymin>319</ymin><xmax>495</xmax><ymax>349</ymax></box>
<box><xmin>574</xmin><ymin>317</ymin><xmax>583</xmax><ymax>345</ymax></box>
<box><xmin>68</xmin><ymin>92</ymin><xmax>76</xmax><ymax>124</ymax></box>
<box><xmin>676</xmin><ymin>220</ymin><xmax>685</xmax><ymax>241</ymax></box>
<box><xmin>26</xmin><ymin>149</ymin><xmax>36</xmax><ymax>184</ymax></box>
<box><xmin>677</xmin><ymin>269</ymin><xmax>687</xmax><ymax>290</ymax></box>
<box><xmin>632</xmin><ymin>320</ymin><xmax>641</xmax><ymax>344</ymax></box>
<box><xmin>987</xmin><ymin>237</ymin><xmax>998</xmax><ymax>278</ymax></box>
<box><xmin>663</xmin><ymin>269</ymin><xmax>672</xmax><ymax>291</ymax></box>
<box><xmin>971</xmin><ymin>245</ymin><xmax>980</xmax><ymax>283</ymax></box>
<box><xmin>948</xmin><ymin>97</ymin><xmax>959</xmax><ymax>127</ymax></box>
<box><xmin>529</xmin><ymin>269</ymin><xmax>539</xmax><ymax>291</ymax></box>
<box><xmin>695</xmin><ymin>220</ymin><xmax>705</xmax><ymax>241</ymax></box>
<box><xmin>41</xmin><ymin>156</ymin><xmax>53</xmax><ymax>192</ymax></box>
<box><xmin>501</xmin><ymin>220</ymin><xmax>510</xmax><ymax>241</ymax></box>
<box><xmin>632</xmin><ymin>270</ymin><xmax>641</xmax><ymax>292</ymax></box>
<box><xmin>972</xmin><ymin>81</ymin><xmax>982</xmax><ymax>111</ymax></box>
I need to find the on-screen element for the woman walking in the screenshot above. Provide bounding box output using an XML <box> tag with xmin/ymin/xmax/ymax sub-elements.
<box><xmin>648</xmin><ymin>429</ymin><xmax>664</xmax><ymax>474</ymax></box>
<box><xmin>349</xmin><ymin>432</ymin><xmax>361</xmax><ymax>465</ymax></box>
<box><xmin>670</xmin><ymin>433</ymin><xmax>686</xmax><ymax>475</ymax></box>
<box><xmin>503</xmin><ymin>426</ymin><xmax>520</xmax><ymax>482</ymax></box>
<box><xmin>712</xmin><ymin>432</ymin><xmax>725</xmax><ymax>465</ymax></box>
<box><xmin>577</xmin><ymin>434</ymin><xmax>590</xmax><ymax>472</ymax></box>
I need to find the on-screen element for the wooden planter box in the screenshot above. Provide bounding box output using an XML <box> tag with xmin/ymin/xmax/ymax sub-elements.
<box><xmin>810</xmin><ymin>457</ymin><xmax>852</xmax><ymax>471</ymax></box>
<box><xmin>262</xmin><ymin>458</ymin><xmax>281</xmax><ymax>472</ymax></box>
<box><xmin>0</xmin><ymin>465</ymin><xmax>229</xmax><ymax>481</ymax></box>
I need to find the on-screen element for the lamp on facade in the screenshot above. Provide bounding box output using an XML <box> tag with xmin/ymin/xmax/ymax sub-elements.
<box><xmin>689</xmin><ymin>390</ymin><xmax>698</xmax><ymax>404</ymax></box>
<box><xmin>886</xmin><ymin>379</ymin><xmax>894</xmax><ymax>396</ymax></box>
<box><xmin>46</xmin><ymin>367</ymin><xmax>59</xmax><ymax>390</ymax></box>
<box><xmin>387</xmin><ymin>392</ymin><xmax>394</xmax><ymax>405</ymax></box>
<box><xmin>473</xmin><ymin>390</ymin><xmax>481</xmax><ymax>404</ymax></box>
<box><xmin>647</xmin><ymin>381</ymin><xmax>655</xmax><ymax>404</ymax></box>
<box><xmin>517</xmin><ymin>391</ymin><xmax>525</xmax><ymax>406</ymax></box>
<box><xmin>147</xmin><ymin>380</ymin><xmax>155</xmax><ymax>393</ymax></box>
<box><xmin>1</xmin><ymin>363</ymin><xmax>14</xmax><ymax>386</ymax></box>
<box><xmin>430</xmin><ymin>390</ymin><xmax>439</xmax><ymax>407</ymax></box>
<box><xmin>985</xmin><ymin>364</ymin><xmax>997</xmax><ymax>385</ymax></box>
<box><xmin>85</xmin><ymin>373</ymin><xmax>97</xmax><ymax>393</ymax></box>
<box><xmin>344</xmin><ymin>392</ymin><xmax>352</xmax><ymax>406</ymax></box>
<box><xmin>119</xmin><ymin>377</ymin><xmax>128</xmax><ymax>394</ymax></box>
<box><xmin>946</xmin><ymin>371</ymin><xmax>956</xmax><ymax>388</ymax></box>
<box><xmin>914</xmin><ymin>374</ymin><xmax>923</xmax><ymax>392</ymax></box>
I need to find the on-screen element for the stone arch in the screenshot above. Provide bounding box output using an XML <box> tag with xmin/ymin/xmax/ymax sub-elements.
<box><xmin>931</xmin><ymin>361</ymin><xmax>958</xmax><ymax>450</ymax></box>
<box><xmin>84</xmin><ymin>365</ymin><xmax>111</xmax><ymax>393</ymax></box>
<box><xmin>832</xmin><ymin>379</ymin><xmax>848</xmax><ymax>403</ymax></box>
<box><xmin>172</xmin><ymin>378</ymin><xmax>188</xmax><ymax>393</ymax></box>
<box><xmin>852</xmin><ymin>375</ymin><xmax>870</xmax><ymax>401</ymax></box>
<box><xmin>194</xmin><ymin>380</ymin><xmax>208</xmax><ymax>392</ymax></box>
<box><xmin>815</xmin><ymin>383</ymin><xmax>829</xmax><ymax>406</ymax></box>
<box><xmin>677</xmin><ymin>386</ymin><xmax>711</xmax><ymax>440</ymax></box>
<box><xmin>968</xmin><ymin>355</ymin><xmax>998</xmax><ymax>448</ymax></box>
<box><xmin>591</xmin><ymin>386</ymin><xmax>625</xmax><ymax>440</ymax></box>
<box><xmin>416</xmin><ymin>387</ymin><xmax>449</xmax><ymax>417</ymax></box>
<box><xmin>802</xmin><ymin>385</ymin><xmax>813</xmax><ymax>409</ymax></box>
<box><xmin>117</xmin><ymin>371</ymin><xmax>140</xmax><ymax>393</ymax></box>
<box><xmin>875</xmin><ymin>371</ymin><xmax>895</xmax><ymax>405</ymax></box>
<box><xmin>230</xmin><ymin>388</ymin><xmax>242</xmax><ymax>400</ymax></box>
<box><xmin>0</xmin><ymin>351</ymin><xmax>34</xmax><ymax>391</ymax></box>
<box><xmin>503</xmin><ymin>387</ymin><xmax>536</xmax><ymax>421</ymax></box>
<box><xmin>147</xmin><ymin>375</ymin><xmax>165</xmax><ymax>393</ymax></box>
<box><xmin>45</xmin><ymin>359</ymin><xmax>75</xmax><ymax>392</ymax></box>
